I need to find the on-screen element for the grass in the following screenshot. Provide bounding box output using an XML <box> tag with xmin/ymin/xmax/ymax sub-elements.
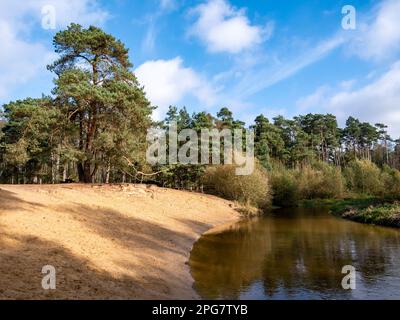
<box><xmin>298</xmin><ymin>198</ymin><xmax>342</xmax><ymax>208</ymax></box>
<box><xmin>297</xmin><ymin>197</ymin><xmax>400</xmax><ymax>228</ymax></box>
<box><xmin>275</xmin><ymin>196</ymin><xmax>400</xmax><ymax>229</ymax></box>
<box><xmin>329</xmin><ymin>198</ymin><xmax>400</xmax><ymax>228</ymax></box>
<box><xmin>297</xmin><ymin>196</ymin><xmax>380</xmax><ymax>208</ymax></box>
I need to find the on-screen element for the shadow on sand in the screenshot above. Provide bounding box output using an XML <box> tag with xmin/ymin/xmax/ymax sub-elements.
<box><xmin>0</xmin><ymin>188</ymin><xmax>208</xmax><ymax>299</ymax></box>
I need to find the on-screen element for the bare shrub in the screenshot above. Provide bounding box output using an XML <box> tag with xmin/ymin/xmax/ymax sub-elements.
<box><xmin>296</xmin><ymin>163</ymin><xmax>344</xmax><ymax>199</ymax></box>
<box><xmin>202</xmin><ymin>161</ymin><xmax>271</xmax><ymax>210</ymax></box>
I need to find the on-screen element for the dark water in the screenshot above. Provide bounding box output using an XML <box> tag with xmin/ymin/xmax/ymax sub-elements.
<box><xmin>189</xmin><ymin>208</ymin><xmax>400</xmax><ymax>300</ymax></box>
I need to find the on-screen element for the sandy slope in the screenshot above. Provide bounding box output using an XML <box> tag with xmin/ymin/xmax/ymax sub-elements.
<box><xmin>0</xmin><ymin>184</ymin><xmax>239</xmax><ymax>300</ymax></box>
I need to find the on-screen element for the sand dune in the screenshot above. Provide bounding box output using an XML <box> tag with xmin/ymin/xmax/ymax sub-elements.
<box><xmin>0</xmin><ymin>184</ymin><xmax>239</xmax><ymax>300</ymax></box>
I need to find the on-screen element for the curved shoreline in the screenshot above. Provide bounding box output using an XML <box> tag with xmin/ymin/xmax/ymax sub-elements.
<box><xmin>0</xmin><ymin>184</ymin><xmax>240</xmax><ymax>299</ymax></box>
<box><xmin>184</xmin><ymin>218</ymin><xmax>242</xmax><ymax>299</ymax></box>
<box><xmin>329</xmin><ymin>198</ymin><xmax>400</xmax><ymax>229</ymax></box>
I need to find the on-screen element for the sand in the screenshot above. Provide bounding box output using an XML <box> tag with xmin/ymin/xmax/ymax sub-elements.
<box><xmin>0</xmin><ymin>184</ymin><xmax>240</xmax><ymax>300</ymax></box>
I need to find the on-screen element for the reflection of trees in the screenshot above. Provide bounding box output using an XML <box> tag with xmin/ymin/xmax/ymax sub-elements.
<box><xmin>190</xmin><ymin>217</ymin><xmax>273</xmax><ymax>299</ymax></box>
<box><xmin>190</xmin><ymin>208</ymin><xmax>400</xmax><ymax>299</ymax></box>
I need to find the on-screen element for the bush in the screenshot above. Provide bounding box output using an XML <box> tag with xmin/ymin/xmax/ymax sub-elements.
<box><xmin>297</xmin><ymin>165</ymin><xmax>328</xmax><ymax>199</ymax></box>
<box><xmin>344</xmin><ymin>160</ymin><xmax>384</xmax><ymax>196</ymax></box>
<box><xmin>269</xmin><ymin>166</ymin><xmax>298</xmax><ymax>207</ymax></box>
<box><xmin>296</xmin><ymin>163</ymin><xmax>344</xmax><ymax>199</ymax></box>
<box><xmin>381</xmin><ymin>165</ymin><xmax>400</xmax><ymax>200</ymax></box>
<box><xmin>332</xmin><ymin>199</ymin><xmax>400</xmax><ymax>228</ymax></box>
<box><xmin>202</xmin><ymin>161</ymin><xmax>271</xmax><ymax>210</ymax></box>
<box><xmin>269</xmin><ymin>162</ymin><xmax>344</xmax><ymax>207</ymax></box>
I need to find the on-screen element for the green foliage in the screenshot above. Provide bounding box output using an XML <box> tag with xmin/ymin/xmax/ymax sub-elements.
<box><xmin>330</xmin><ymin>197</ymin><xmax>385</xmax><ymax>215</ymax></box>
<box><xmin>0</xmin><ymin>98</ymin><xmax>61</xmax><ymax>182</ymax></box>
<box><xmin>296</xmin><ymin>163</ymin><xmax>344</xmax><ymax>200</ymax></box>
<box><xmin>270</xmin><ymin>161</ymin><xmax>345</xmax><ymax>207</ymax></box>
<box><xmin>156</xmin><ymin>164</ymin><xmax>206</xmax><ymax>190</ymax></box>
<box><xmin>381</xmin><ymin>165</ymin><xmax>400</xmax><ymax>200</ymax></box>
<box><xmin>0</xmin><ymin>24</ymin><xmax>153</xmax><ymax>184</ymax></box>
<box><xmin>269</xmin><ymin>162</ymin><xmax>298</xmax><ymax>207</ymax></box>
<box><xmin>251</xmin><ymin>115</ymin><xmax>284</xmax><ymax>169</ymax></box>
<box><xmin>50</xmin><ymin>24</ymin><xmax>153</xmax><ymax>182</ymax></box>
<box><xmin>343</xmin><ymin>160</ymin><xmax>384</xmax><ymax>196</ymax></box>
<box><xmin>295</xmin><ymin>113</ymin><xmax>339</xmax><ymax>163</ymax></box>
<box><xmin>48</xmin><ymin>23</ymin><xmax>132</xmax><ymax>75</ymax></box>
<box><xmin>155</xmin><ymin>106</ymin><xmax>248</xmax><ymax>191</ymax></box>
<box><xmin>4</xmin><ymin>139</ymin><xmax>29</xmax><ymax>166</ymax></box>
<box><xmin>1</xmin><ymin>23</ymin><xmax>400</xmax><ymax>214</ymax></box>
<box><xmin>331</xmin><ymin>199</ymin><xmax>400</xmax><ymax>228</ymax></box>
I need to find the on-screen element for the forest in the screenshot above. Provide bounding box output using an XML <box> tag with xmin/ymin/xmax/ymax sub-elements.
<box><xmin>1</xmin><ymin>24</ymin><xmax>400</xmax><ymax>210</ymax></box>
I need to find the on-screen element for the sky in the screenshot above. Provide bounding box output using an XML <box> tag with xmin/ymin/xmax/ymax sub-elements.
<box><xmin>1</xmin><ymin>0</ymin><xmax>400</xmax><ymax>136</ymax></box>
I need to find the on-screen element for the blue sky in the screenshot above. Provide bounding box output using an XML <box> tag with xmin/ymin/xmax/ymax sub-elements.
<box><xmin>1</xmin><ymin>0</ymin><xmax>400</xmax><ymax>136</ymax></box>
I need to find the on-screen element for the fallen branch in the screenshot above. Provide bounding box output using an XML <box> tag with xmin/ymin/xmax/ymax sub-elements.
<box><xmin>123</xmin><ymin>156</ymin><xmax>166</xmax><ymax>176</ymax></box>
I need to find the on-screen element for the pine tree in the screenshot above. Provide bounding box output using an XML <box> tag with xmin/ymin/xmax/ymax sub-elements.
<box><xmin>49</xmin><ymin>24</ymin><xmax>153</xmax><ymax>182</ymax></box>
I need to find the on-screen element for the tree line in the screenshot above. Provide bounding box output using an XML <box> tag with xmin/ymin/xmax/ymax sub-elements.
<box><xmin>1</xmin><ymin>24</ymin><xmax>400</xmax><ymax>188</ymax></box>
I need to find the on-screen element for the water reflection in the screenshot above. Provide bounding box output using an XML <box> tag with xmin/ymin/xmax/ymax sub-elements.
<box><xmin>189</xmin><ymin>208</ymin><xmax>400</xmax><ymax>300</ymax></box>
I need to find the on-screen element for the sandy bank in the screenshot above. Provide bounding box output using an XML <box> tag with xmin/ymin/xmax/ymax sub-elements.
<box><xmin>0</xmin><ymin>184</ymin><xmax>240</xmax><ymax>299</ymax></box>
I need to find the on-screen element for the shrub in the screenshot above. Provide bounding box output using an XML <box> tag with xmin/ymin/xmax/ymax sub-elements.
<box><xmin>381</xmin><ymin>165</ymin><xmax>400</xmax><ymax>200</ymax></box>
<box><xmin>296</xmin><ymin>163</ymin><xmax>344</xmax><ymax>199</ymax></box>
<box><xmin>297</xmin><ymin>165</ymin><xmax>332</xmax><ymax>199</ymax></box>
<box><xmin>269</xmin><ymin>162</ymin><xmax>344</xmax><ymax>207</ymax></box>
<box><xmin>321</xmin><ymin>165</ymin><xmax>346</xmax><ymax>198</ymax></box>
<box><xmin>344</xmin><ymin>160</ymin><xmax>384</xmax><ymax>196</ymax></box>
<box><xmin>202</xmin><ymin>161</ymin><xmax>271</xmax><ymax>210</ymax></box>
<box><xmin>269</xmin><ymin>166</ymin><xmax>298</xmax><ymax>207</ymax></box>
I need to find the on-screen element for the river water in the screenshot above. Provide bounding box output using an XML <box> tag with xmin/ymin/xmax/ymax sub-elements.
<box><xmin>189</xmin><ymin>207</ymin><xmax>400</xmax><ymax>300</ymax></box>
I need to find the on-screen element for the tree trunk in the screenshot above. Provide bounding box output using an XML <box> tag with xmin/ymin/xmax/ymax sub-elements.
<box><xmin>105</xmin><ymin>160</ymin><xmax>111</xmax><ymax>184</ymax></box>
<box><xmin>56</xmin><ymin>153</ymin><xmax>60</xmax><ymax>183</ymax></box>
<box><xmin>51</xmin><ymin>152</ymin><xmax>55</xmax><ymax>184</ymax></box>
<box><xmin>63</xmin><ymin>163</ymin><xmax>67</xmax><ymax>181</ymax></box>
<box><xmin>83</xmin><ymin>161</ymin><xmax>92</xmax><ymax>183</ymax></box>
<box><xmin>77</xmin><ymin>163</ymin><xmax>85</xmax><ymax>182</ymax></box>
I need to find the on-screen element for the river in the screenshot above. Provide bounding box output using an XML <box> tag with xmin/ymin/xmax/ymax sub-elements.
<box><xmin>189</xmin><ymin>207</ymin><xmax>400</xmax><ymax>299</ymax></box>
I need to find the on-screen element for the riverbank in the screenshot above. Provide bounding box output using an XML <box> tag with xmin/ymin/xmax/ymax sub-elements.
<box><xmin>329</xmin><ymin>198</ymin><xmax>400</xmax><ymax>228</ymax></box>
<box><xmin>299</xmin><ymin>197</ymin><xmax>400</xmax><ymax>228</ymax></box>
<box><xmin>0</xmin><ymin>184</ymin><xmax>240</xmax><ymax>299</ymax></box>
<box><xmin>281</xmin><ymin>197</ymin><xmax>400</xmax><ymax>228</ymax></box>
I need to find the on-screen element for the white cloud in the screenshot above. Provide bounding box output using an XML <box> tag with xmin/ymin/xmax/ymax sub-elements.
<box><xmin>296</xmin><ymin>86</ymin><xmax>330</xmax><ymax>113</ymax></box>
<box><xmin>135</xmin><ymin>57</ymin><xmax>216</xmax><ymax>120</ymax></box>
<box><xmin>140</xmin><ymin>1</ymin><xmax>179</xmax><ymax>54</ymax></box>
<box><xmin>296</xmin><ymin>80</ymin><xmax>356</xmax><ymax>113</ymax></box>
<box><xmin>296</xmin><ymin>62</ymin><xmax>400</xmax><ymax>137</ymax></box>
<box><xmin>0</xmin><ymin>0</ymin><xmax>108</xmax><ymax>30</ymax></box>
<box><xmin>141</xmin><ymin>22</ymin><xmax>156</xmax><ymax>53</ymax></box>
<box><xmin>0</xmin><ymin>0</ymin><xmax>108</xmax><ymax>101</ymax></box>
<box><xmin>339</xmin><ymin>79</ymin><xmax>356</xmax><ymax>91</ymax></box>
<box><xmin>218</xmin><ymin>0</ymin><xmax>400</xmax><ymax>100</ymax></box>
<box><xmin>0</xmin><ymin>22</ymin><xmax>54</xmax><ymax>99</ymax></box>
<box><xmin>350</xmin><ymin>0</ymin><xmax>400</xmax><ymax>61</ymax></box>
<box><xmin>234</xmin><ymin>35</ymin><xmax>344</xmax><ymax>98</ymax></box>
<box><xmin>188</xmin><ymin>0</ymin><xmax>266</xmax><ymax>54</ymax></box>
<box><xmin>160</xmin><ymin>0</ymin><xmax>176</xmax><ymax>11</ymax></box>
<box><xmin>328</xmin><ymin>62</ymin><xmax>400</xmax><ymax>137</ymax></box>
